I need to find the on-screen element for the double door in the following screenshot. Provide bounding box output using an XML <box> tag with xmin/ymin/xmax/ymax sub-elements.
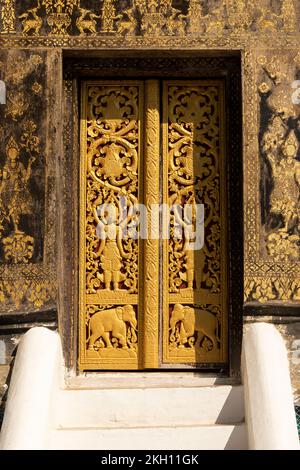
<box><xmin>78</xmin><ymin>79</ymin><xmax>227</xmax><ymax>370</ymax></box>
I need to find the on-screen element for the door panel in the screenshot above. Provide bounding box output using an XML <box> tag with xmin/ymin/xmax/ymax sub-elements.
<box><xmin>162</xmin><ymin>81</ymin><xmax>227</xmax><ymax>366</ymax></box>
<box><xmin>78</xmin><ymin>79</ymin><xmax>228</xmax><ymax>371</ymax></box>
<box><xmin>79</xmin><ymin>81</ymin><xmax>144</xmax><ymax>370</ymax></box>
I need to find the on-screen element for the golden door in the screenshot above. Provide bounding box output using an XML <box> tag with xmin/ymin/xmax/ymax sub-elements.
<box><xmin>78</xmin><ymin>80</ymin><xmax>227</xmax><ymax>370</ymax></box>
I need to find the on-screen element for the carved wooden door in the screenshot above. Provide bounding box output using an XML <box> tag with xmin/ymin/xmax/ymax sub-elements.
<box><xmin>78</xmin><ymin>80</ymin><xmax>227</xmax><ymax>370</ymax></box>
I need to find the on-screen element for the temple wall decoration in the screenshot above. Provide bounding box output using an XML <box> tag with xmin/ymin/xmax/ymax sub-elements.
<box><xmin>0</xmin><ymin>1</ymin><xmax>298</xmax><ymax>39</ymax></box>
<box><xmin>0</xmin><ymin>0</ymin><xmax>299</xmax><ymax>392</ymax></box>
<box><xmin>244</xmin><ymin>49</ymin><xmax>300</xmax><ymax>303</ymax></box>
<box><xmin>0</xmin><ymin>49</ymin><xmax>57</xmax><ymax>313</ymax></box>
<box><xmin>0</xmin><ymin>4</ymin><xmax>299</xmax><ymax>309</ymax></box>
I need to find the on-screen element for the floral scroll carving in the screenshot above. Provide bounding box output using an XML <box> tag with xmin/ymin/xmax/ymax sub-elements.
<box><xmin>80</xmin><ymin>82</ymin><xmax>142</xmax><ymax>369</ymax></box>
<box><xmin>85</xmin><ymin>85</ymin><xmax>139</xmax><ymax>294</ymax></box>
<box><xmin>163</xmin><ymin>81</ymin><xmax>226</xmax><ymax>365</ymax></box>
<box><xmin>167</xmin><ymin>85</ymin><xmax>221</xmax><ymax>295</ymax></box>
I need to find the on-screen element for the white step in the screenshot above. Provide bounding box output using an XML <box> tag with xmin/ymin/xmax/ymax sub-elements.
<box><xmin>50</xmin><ymin>424</ymin><xmax>247</xmax><ymax>450</ymax></box>
<box><xmin>56</xmin><ymin>385</ymin><xmax>244</xmax><ymax>429</ymax></box>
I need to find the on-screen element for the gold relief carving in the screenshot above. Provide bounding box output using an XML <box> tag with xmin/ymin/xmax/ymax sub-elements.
<box><xmin>86</xmin><ymin>305</ymin><xmax>137</xmax><ymax>354</ymax></box>
<box><xmin>116</xmin><ymin>6</ymin><xmax>136</xmax><ymax>35</ymax></box>
<box><xmin>169</xmin><ymin>304</ymin><xmax>221</xmax><ymax>353</ymax></box>
<box><xmin>136</xmin><ymin>0</ymin><xmax>186</xmax><ymax>36</ymax></box>
<box><xmin>143</xmin><ymin>80</ymin><xmax>160</xmax><ymax>368</ymax></box>
<box><xmin>0</xmin><ymin>0</ymin><xmax>16</xmax><ymax>34</ymax></box>
<box><xmin>162</xmin><ymin>81</ymin><xmax>227</xmax><ymax>364</ymax></box>
<box><xmin>79</xmin><ymin>81</ymin><xmax>143</xmax><ymax>370</ymax></box>
<box><xmin>85</xmin><ymin>85</ymin><xmax>140</xmax><ymax>294</ymax></box>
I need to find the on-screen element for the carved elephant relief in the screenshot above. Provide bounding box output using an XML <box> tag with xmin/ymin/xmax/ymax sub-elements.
<box><xmin>87</xmin><ymin>304</ymin><xmax>137</xmax><ymax>351</ymax></box>
<box><xmin>169</xmin><ymin>303</ymin><xmax>220</xmax><ymax>351</ymax></box>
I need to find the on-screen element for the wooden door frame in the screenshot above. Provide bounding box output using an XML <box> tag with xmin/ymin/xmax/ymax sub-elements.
<box><xmin>59</xmin><ymin>51</ymin><xmax>243</xmax><ymax>378</ymax></box>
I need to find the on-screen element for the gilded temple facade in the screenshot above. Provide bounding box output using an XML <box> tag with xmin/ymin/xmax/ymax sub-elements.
<box><xmin>0</xmin><ymin>0</ymin><xmax>300</xmax><ymax>422</ymax></box>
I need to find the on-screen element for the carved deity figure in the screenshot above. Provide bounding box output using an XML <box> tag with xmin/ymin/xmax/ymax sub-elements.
<box><xmin>95</xmin><ymin>202</ymin><xmax>130</xmax><ymax>291</ymax></box>
<box><xmin>268</xmin><ymin>131</ymin><xmax>300</xmax><ymax>231</ymax></box>
<box><xmin>0</xmin><ymin>0</ymin><xmax>15</xmax><ymax>33</ymax></box>
<box><xmin>170</xmin><ymin>199</ymin><xmax>205</xmax><ymax>291</ymax></box>
<box><xmin>0</xmin><ymin>137</ymin><xmax>34</xmax><ymax>233</ymax></box>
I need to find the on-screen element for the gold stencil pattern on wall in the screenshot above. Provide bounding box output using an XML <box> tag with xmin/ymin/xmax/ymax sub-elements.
<box><xmin>0</xmin><ymin>0</ymin><xmax>16</xmax><ymax>34</ymax></box>
<box><xmin>0</xmin><ymin>49</ymin><xmax>56</xmax><ymax>313</ymax></box>
<box><xmin>162</xmin><ymin>81</ymin><xmax>227</xmax><ymax>365</ymax></box>
<box><xmin>244</xmin><ymin>50</ymin><xmax>300</xmax><ymax>303</ymax></box>
<box><xmin>7</xmin><ymin>0</ymin><xmax>298</xmax><ymax>38</ymax></box>
<box><xmin>0</xmin><ymin>121</ymin><xmax>40</xmax><ymax>264</ymax></box>
<box><xmin>79</xmin><ymin>81</ymin><xmax>143</xmax><ymax>370</ymax></box>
